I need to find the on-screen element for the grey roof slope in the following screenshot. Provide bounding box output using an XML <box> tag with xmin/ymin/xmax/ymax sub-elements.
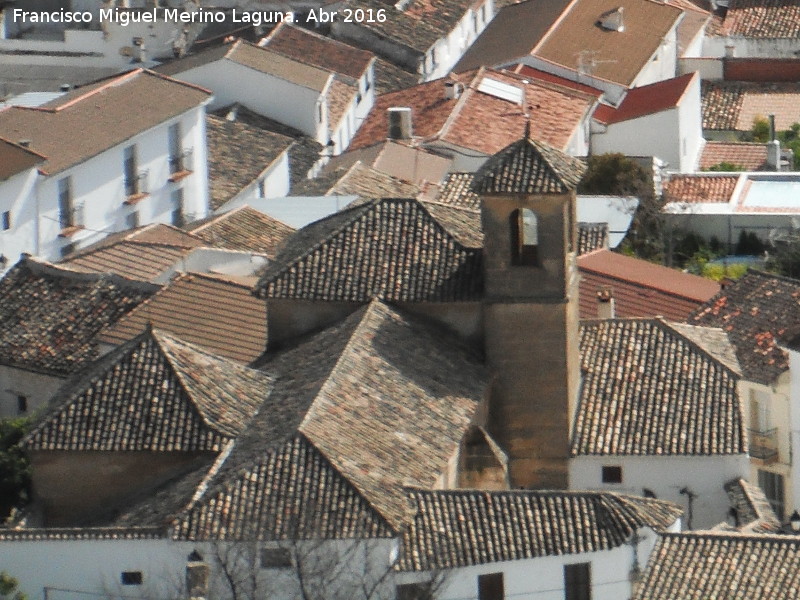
<box><xmin>0</xmin><ymin>256</ymin><xmax>158</xmax><ymax>377</ymax></box>
<box><xmin>689</xmin><ymin>269</ymin><xmax>800</xmax><ymax>385</ymax></box>
<box><xmin>254</xmin><ymin>198</ymin><xmax>484</xmax><ymax>302</ymax></box>
<box><xmin>200</xmin><ymin>301</ymin><xmax>486</xmax><ymax>530</ymax></box>
<box><xmin>724</xmin><ymin>478</ymin><xmax>780</xmax><ymax>533</ymax></box>
<box><xmin>399</xmin><ymin>489</ymin><xmax>683</xmax><ymax>571</ymax></box>
<box><xmin>574</xmin><ymin>318</ymin><xmax>745</xmax><ymax>456</ymax></box>
<box><xmin>634</xmin><ymin>531</ymin><xmax>800</xmax><ymax>599</ymax></box>
<box><xmin>23</xmin><ymin>329</ymin><xmax>269</xmax><ymax>452</ymax></box>
<box><xmin>472</xmin><ymin>136</ymin><xmax>587</xmax><ymax>194</ymax></box>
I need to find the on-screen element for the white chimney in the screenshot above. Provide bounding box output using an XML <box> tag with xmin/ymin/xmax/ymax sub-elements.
<box><xmin>597</xmin><ymin>288</ymin><xmax>615</xmax><ymax>319</ymax></box>
<box><xmin>444</xmin><ymin>81</ymin><xmax>464</xmax><ymax>100</ymax></box>
<box><xmin>387</xmin><ymin>107</ymin><xmax>413</xmax><ymax>140</ymax></box>
<box><xmin>767</xmin><ymin>140</ymin><xmax>781</xmax><ymax>171</ymax></box>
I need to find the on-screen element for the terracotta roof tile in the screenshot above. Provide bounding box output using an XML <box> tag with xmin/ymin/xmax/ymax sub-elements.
<box><xmin>722</xmin><ymin>0</ymin><xmax>800</xmax><ymax>38</ymax></box>
<box><xmin>374</xmin><ymin>59</ymin><xmax>420</xmax><ymax>95</ymax></box>
<box><xmin>327</xmin><ymin>79</ymin><xmax>359</xmax><ymax>129</ymax></box>
<box><xmin>97</xmin><ymin>272</ymin><xmax>267</xmax><ymax>364</ymax></box>
<box><xmin>578</xmin><ymin>249</ymin><xmax>720</xmax><ymax>320</ymax></box>
<box><xmin>187</xmin><ymin>205</ymin><xmax>294</xmax><ymax>257</ymax></box>
<box><xmin>294</xmin><ymin>162</ymin><xmax>420</xmax><ymax>198</ymax></box>
<box><xmin>0</xmin><ymin>527</ymin><xmax>165</xmax><ymax>541</ymax></box>
<box><xmin>350</xmin><ymin>68</ymin><xmax>595</xmax><ymax>154</ymax></box>
<box><xmin>399</xmin><ymin>489</ymin><xmax>683</xmax><ymax>570</ymax></box>
<box><xmin>663</xmin><ymin>174</ymin><xmax>739</xmax><ymax>203</ymax></box>
<box><xmin>254</xmin><ymin>198</ymin><xmax>483</xmax><ymax>302</ymax></box>
<box><xmin>724</xmin><ymin>478</ymin><xmax>780</xmax><ymax>533</ymax></box>
<box><xmin>23</xmin><ymin>329</ymin><xmax>269</xmax><ymax>452</ymax></box>
<box><xmin>205</xmin><ymin>115</ymin><xmax>294</xmax><ymax>211</ymax></box>
<box><xmin>574</xmin><ymin>318</ymin><xmax>744</xmax><ymax>456</ymax></box>
<box><xmin>689</xmin><ymin>269</ymin><xmax>800</xmax><ymax>384</ymax></box>
<box><xmin>634</xmin><ymin>532</ymin><xmax>800</xmax><ymax>600</ymax></box>
<box><xmin>593</xmin><ymin>73</ymin><xmax>697</xmax><ymax>125</ymax></box>
<box><xmin>699</xmin><ymin>141</ymin><xmax>768</xmax><ymax>171</ymax></box>
<box><xmin>0</xmin><ymin>137</ymin><xmax>45</xmax><ymax>180</ymax></box>
<box><xmin>0</xmin><ymin>257</ymin><xmax>157</xmax><ymax>377</ymax></box>
<box><xmin>260</xmin><ymin>24</ymin><xmax>375</xmax><ymax>82</ymax></box>
<box><xmin>577</xmin><ymin>223</ymin><xmax>609</xmax><ymax>255</ymax></box>
<box><xmin>0</xmin><ymin>70</ymin><xmax>210</xmax><ymax>176</ymax></box>
<box><xmin>702</xmin><ymin>80</ymin><xmax>800</xmax><ymax>131</ymax></box>
<box><xmin>533</xmin><ymin>0</ymin><xmax>683</xmax><ymax>87</ymax></box>
<box><xmin>472</xmin><ymin>136</ymin><xmax>586</xmax><ymax>194</ymax></box>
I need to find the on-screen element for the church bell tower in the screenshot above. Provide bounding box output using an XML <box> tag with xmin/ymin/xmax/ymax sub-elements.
<box><xmin>472</xmin><ymin>135</ymin><xmax>585</xmax><ymax>489</ymax></box>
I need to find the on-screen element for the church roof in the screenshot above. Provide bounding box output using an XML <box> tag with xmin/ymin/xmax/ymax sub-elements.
<box><xmin>471</xmin><ymin>136</ymin><xmax>586</xmax><ymax>195</ymax></box>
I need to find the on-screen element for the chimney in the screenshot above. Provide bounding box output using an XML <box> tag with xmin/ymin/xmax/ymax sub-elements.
<box><xmin>769</xmin><ymin>114</ymin><xmax>776</xmax><ymax>141</ymax></box>
<box><xmin>598</xmin><ymin>7</ymin><xmax>624</xmax><ymax>32</ymax></box>
<box><xmin>725</xmin><ymin>44</ymin><xmax>735</xmax><ymax>58</ymax></box>
<box><xmin>387</xmin><ymin>107</ymin><xmax>413</xmax><ymax>140</ymax></box>
<box><xmin>17</xmin><ymin>140</ymin><xmax>31</xmax><ymax>148</ymax></box>
<box><xmin>444</xmin><ymin>81</ymin><xmax>464</xmax><ymax>100</ymax></box>
<box><xmin>186</xmin><ymin>560</ymin><xmax>209</xmax><ymax>600</ymax></box>
<box><xmin>597</xmin><ymin>287</ymin><xmax>615</xmax><ymax>319</ymax></box>
<box><xmin>59</xmin><ymin>84</ymin><xmax>71</xmax><ymax>92</ymax></box>
<box><xmin>767</xmin><ymin>140</ymin><xmax>781</xmax><ymax>171</ymax></box>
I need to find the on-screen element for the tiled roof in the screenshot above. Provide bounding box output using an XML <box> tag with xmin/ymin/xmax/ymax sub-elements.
<box><xmin>205</xmin><ymin>114</ymin><xmax>294</xmax><ymax>210</ymax></box>
<box><xmin>97</xmin><ymin>272</ymin><xmax>267</xmax><ymax>364</ymax></box>
<box><xmin>293</xmin><ymin>162</ymin><xmax>420</xmax><ymax>198</ymax></box>
<box><xmin>398</xmin><ymin>489</ymin><xmax>683</xmax><ymax>571</ymax></box>
<box><xmin>60</xmin><ymin>224</ymin><xmax>207</xmax><ymax>281</ymax></box>
<box><xmin>0</xmin><ymin>527</ymin><xmax>165</xmax><ymax>541</ymax></box>
<box><xmin>341</xmin><ymin>0</ymin><xmax>485</xmax><ymax>53</ymax></box>
<box><xmin>260</xmin><ymin>23</ymin><xmax>375</xmax><ymax>82</ymax></box>
<box><xmin>173</xmin><ymin>435</ymin><xmax>395</xmax><ymax>540</ymax></box>
<box><xmin>349</xmin><ymin>68</ymin><xmax>596</xmax><ymax>154</ymax></box>
<box><xmin>0</xmin><ymin>136</ymin><xmax>45</xmax><ymax>180</ymax></box>
<box><xmin>663</xmin><ymin>174</ymin><xmax>738</xmax><ymax>204</ymax></box>
<box><xmin>187</xmin><ymin>205</ymin><xmax>294</xmax><ymax>257</ymax></box>
<box><xmin>593</xmin><ymin>73</ymin><xmax>697</xmax><ymax>125</ymax></box>
<box><xmin>574</xmin><ymin>318</ymin><xmax>744</xmax><ymax>456</ymax></box>
<box><xmin>472</xmin><ymin>136</ymin><xmax>586</xmax><ymax>194</ymax></box>
<box><xmin>578</xmin><ymin>249</ymin><xmax>720</xmax><ymax>320</ymax></box>
<box><xmin>211</xmin><ymin>301</ymin><xmax>485</xmax><ymax>530</ymax></box>
<box><xmin>453</xmin><ymin>0</ymin><xmax>572</xmax><ymax>72</ymax></box>
<box><xmin>633</xmin><ymin>532</ymin><xmax>800</xmax><ymax>599</ymax></box>
<box><xmin>722</xmin><ymin>0</ymin><xmax>800</xmax><ymax>38</ymax></box>
<box><xmin>0</xmin><ymin>256</ymin><xmax>157</xmax><ymax>377</ymax></box>
<box><xmin>0</xmin><ymin>70</ymin><xmax>209</xmax><ymax>176</ymax></box>
<box><xmin>158</xmin><ymin>40</ymin><xmax>333</xmax><ymax>92</ymax></box>
<box><xmin>434</xmin><ymin>172</ymin><xmax>481</xmax><ymax>209</ymax></box>
<box><xmin>669</xmin><ymin>0</ymin><xmax>711</xmax><ymax>57</ymax></box>
<box><xmin>699</xmin><ymin>141</ymin><xmax>768</xmax><ymax>171</ymax></box>
<box><xmin>702</xmin><ymin>80</ymin><xmax>800</xmax><ymax>131</ymax></box>
<box><xmin>374</xmin><ymin>59</ymin><xmax>420</xmax><ymax>95</ymax></box>
<box><xmin>327</xmin><ymin>79</ymin><xmax>359</xmax><ymax>130</ymax></box>
<box><xmin>533</xmin><ymin>0</ymin><xmax>683</xmax><ymax>87</ymax></box>
<box><xmin>577</xmin><ymin>223</ymin><xmax>609</xmax><ymax>255</ymax></box>
<box><xmin>724</xmin><ymin>478</ymin><xmax>780</xmax><ymax>533</ymax></box>
<box><xmin>254</xmin><ymin>198</ymin><xmax>483</xmax><ymax>302</ymax></box>
<box><xmin>513</xmin><ymin>65</ymin><xmax>604</xmax><ymax>98</ymax></box>
<box><xmin>23</xmin><ymin>329</ymin><xmax>268</xmax><ymax>452</ymax></box>
<box><xmin>689</xmin><ymin>269</ymin><xmax>800</xmax><ymax>384</ymax></box>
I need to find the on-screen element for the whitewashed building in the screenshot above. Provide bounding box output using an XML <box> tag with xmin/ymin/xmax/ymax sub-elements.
<box><xmin>0</xmin><ymin>69</ymin><xmax>211</xmax><ymax>266</ymax></box>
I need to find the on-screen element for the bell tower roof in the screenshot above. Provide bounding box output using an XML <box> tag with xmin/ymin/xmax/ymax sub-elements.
<box><xmin>472</xmin><ymin>137</ymin><xmax>586</xmax><ymax>195</ymax></box>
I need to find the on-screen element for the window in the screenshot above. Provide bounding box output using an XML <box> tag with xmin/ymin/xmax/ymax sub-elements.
<box><xmin>171</xmin><ymin>188</ymin><xmax>185</xmax><ymax>227</ymax></box>
<box><xmin>750</xmin><ymin>391</ymin><xmax>771</xmax><ymax>432</ymax></box>
<box><xmin>58</xmin><ymin>177</ymin><xmax>74</xmax><ymax>228</ymax></box>
<box><xmin>260</xmin><ymin>547</ymin><xmax>292</xmax><ymax>568</ymax></box>
<box><xmin>365</xmin><ymin>72</ymin><xmax>372</xmax><ymax>91</ymax></box>
<box><xmin>759</xmin><ymin>469</ymin><xmax>785</xmax><ymax>520</ymax></box>
<box><xmin>257</xmin><ymin>179</ymin><xmax>267</xmax><ymax>199</ymax></box>
<box><xmin>601</xmin><ymin>466</ymin><xmax>622</xmax><ymax>484</ymax></box>
<box><xmin>126</xmin><ymin>211</ymin><xmax>140</xmax><ymax>229</ymax></box>
<box><xmin>396</xmin><ymin>582</ymin><xmax>432</xmax><ymax>600</ymax></box>
<box><xmin>168</xmin><ymin>123</ymin><xmax>182</xmax><ymax>173</ymax></box>
<box><xmin>124</xmin><ymin>145</ymin><xmax>138</xmax><ymax>196</ymax></box>
<box><xmin>510</xmin><ymin>208</ymin><xmax>538</xmax><ymax>266</ymax></box>
<box><xmin>2</xmin><ymin>211</ymin><xmax>10</xmax><ymax>231</ymax></box>
<box><xmin>478</xmin><ymin>573</ymin><xmax>503</xmax><ymax>600</ymax></box>
<box><xmin>16</xmin><ymin>395</ymin><xmax>27</xmax><ymax>415</ymax></box>
<box><xmin>317</xmin><ymin>102</ymin><xmax>324</xmax><ymax>123</ymax></box>
<box><xmin>564</xmin><ymin>563</ymin><xmax>591</xmax><ymax>600</ymax></box>
<box><xmin>120</xmin><ymin>572</ymin><xmax>143</xmax><ymax>586</ymax></box>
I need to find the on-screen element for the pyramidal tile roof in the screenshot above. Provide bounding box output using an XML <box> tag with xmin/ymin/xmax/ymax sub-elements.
<box><xmin>23</xmin><ymin>329</ymin><xmax>270</xmax><ymax>452</ymax></box>
<box><xmin>398</xmin><ymin>489</ymin><xmax>683</xmax><ymax>571</ymax></box>
<box><xmin>472</xmin><ymin>136</ymin><xmax>586</xmax><ymax>194</ymax></box>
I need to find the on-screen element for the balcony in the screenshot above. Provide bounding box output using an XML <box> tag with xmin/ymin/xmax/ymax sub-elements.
<box><xmin>168</xmin><ymin>148</ymin><xmax>194</xmax><ymax>182</ymax></box>
<box><xmin>749</xmin><ymin>427</ymin><xmax>779</xmax><ymax>464</ymax></box>
<box><xmin>124</xmin><ymin>170</ymin><xmax>149</xmax><ymax>204</ymax></box>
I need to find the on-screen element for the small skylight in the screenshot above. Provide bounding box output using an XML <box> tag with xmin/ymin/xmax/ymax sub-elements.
<box><xmin>476</xmin><ymin>77</ymin><xmax>524</xmax><ymax>105</ymax></box>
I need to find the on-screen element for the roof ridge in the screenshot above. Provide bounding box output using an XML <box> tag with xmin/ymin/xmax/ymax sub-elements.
<box><xmin>661</xmin><ymin>530</ymin><xmax>800</xmax><ymax>543</ymax></box>
<box><xmin>658</xmin><ymin>319</ymin><xmax>740</xmax><ymax>378</ymax></box>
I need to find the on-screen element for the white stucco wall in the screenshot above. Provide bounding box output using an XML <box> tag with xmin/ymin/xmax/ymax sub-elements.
<box><xmin>784</xmin><ymin>348</ymin><xmax>800</xmax><ymax>517</ymax></box>
<box><xmin>171</xmin><ymin>59</ymin><xmax>330</xmax><ymax>145</ymax></box>
<box><xmin>0</xmin><ymin>364</ymin><xmax>64</xmax><ymax>418</ymax></box>
<box><xmin>0</xmin><ymin>166</ymin><xmax>40</xmax><ymax>268</ymax></box>
<box><xmin>423</xmin><ymin>0</ymin><xmax>494</xmax><ymax>81</ymax></box>
<box><xmin>214</xmin><ymin>150</ymin><xmax>291</xmax><ymax>214</ymax></box>
<box><xmin>704</xmin><ymin>35</ymin><xmax>800</xmax><ymax>59</ymax></box>
<box><xmin>570</xmin><ymin>454</ymin><xmax>750</xmax><ymax>529</ymax></box>
<box><xmin>631</xmin><ymin>24</ymin><xmax>679</xmax><ymax>88</ymax></box>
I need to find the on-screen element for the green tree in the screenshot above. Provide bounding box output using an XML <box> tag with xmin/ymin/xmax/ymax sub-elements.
<box><xmin>0</xmin><ymin>572</ymin><xmax>26</xmax><ymax>600</ymax></box>
<box><xmin>749</xmin><ymin>116</ymin><xmax>771</xmax><ymax>142</ymax></box>
<box><xmin>578</xmin><ymin>153</ymin><xmax>660</xmax><ymax>261</ymax></box>
<box><xmin>0</xmin><ymin>417</ymin><xmax>32</xmax><ymax>519</ymax></box>
<box><xmin>705</xmin><ymin>161</ymin><xmax>744</xmax><ymax>172</ymax></box>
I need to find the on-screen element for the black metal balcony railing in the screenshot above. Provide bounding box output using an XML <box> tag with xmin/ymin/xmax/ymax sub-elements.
<box><xmin>124</xmin><ymin>171</ymin><xmax>149</xmax><ymax>197</ymax></box>
<box><xmin>169</xmin><ymin>148</ymin><xmax>193</xmax><ymax>174</ymax></box>
<box><xmin>749</xmin><ymin>427</ymin><xmax>779</xmax><ymax>463</ymax></box>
